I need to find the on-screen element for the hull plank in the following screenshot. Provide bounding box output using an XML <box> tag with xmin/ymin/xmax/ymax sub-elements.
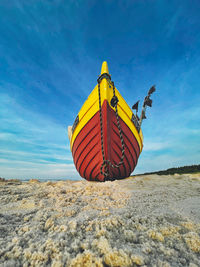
<box><xmin>72</xmin><ymin>111</ymin><xmax>104</xmax><ymax>181</ymax></box>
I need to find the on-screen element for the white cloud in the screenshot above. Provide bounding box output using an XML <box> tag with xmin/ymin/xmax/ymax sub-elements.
<box><xmin>143</xmin><ymin>141</ymin><xmax>171</xmax><ymax>152</ymax></box>
<box><xmin>0</xmin><ymin>149</ymin><xmax>72</xmax><ymax>161</ymax></box>
<box><xmin>0</xmin><ymin>93</ymin><xmax>74</xmax><ymax>179</ymax></box>
<box><xmin>0</xmin><ymin>162</ymin><xmax>80</xmax><ymax>180</ymax></box>
<box><xmin>165</xmin><ymin>8</ymin><xmax>183</xmax><ymax>38</ymax></box>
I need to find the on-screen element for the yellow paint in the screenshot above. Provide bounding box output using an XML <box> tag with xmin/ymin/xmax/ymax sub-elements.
<box><xmin>101</xmin><ymin>61</ymin><xmax>109</xmax><ymax>74</ymax></box>
<box><xmin>70</xmin><ymin>62</ymin><xmax>143</xmax><ymax>152</ymax></box>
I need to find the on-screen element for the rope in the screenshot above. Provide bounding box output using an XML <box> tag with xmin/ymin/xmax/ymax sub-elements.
<box><xmin>97</xmin><ymin>75</ymin><xmax>125</xmax><ymax>180</ymax></box>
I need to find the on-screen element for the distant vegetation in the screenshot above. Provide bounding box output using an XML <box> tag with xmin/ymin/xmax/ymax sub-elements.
<box><xmin>136</xmin><ymin>164</ymin><xmax>200</xmax><ymax>176</ymax></box>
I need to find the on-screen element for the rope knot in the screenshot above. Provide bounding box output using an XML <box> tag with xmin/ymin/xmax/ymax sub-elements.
<box><xmin>110</xmin><ymin>96</ymin><xmax>119</xmax><ymax>108</ymax></box>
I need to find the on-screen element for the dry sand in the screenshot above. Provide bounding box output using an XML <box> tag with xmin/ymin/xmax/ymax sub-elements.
<box><xmin>0</xmin><ymin>174</ymin><xmax>200</xmax><ymax>267</ymax></box>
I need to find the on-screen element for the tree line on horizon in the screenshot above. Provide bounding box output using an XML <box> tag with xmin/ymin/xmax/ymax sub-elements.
<box><xmin>137</xmin><ymin>164</ymin><xmax>200</xmax><ymax>176</ymax></box>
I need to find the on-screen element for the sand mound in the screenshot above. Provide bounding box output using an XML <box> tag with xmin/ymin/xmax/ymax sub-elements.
<box><xmin>0</xmin><ymin>174</ymin><xmax>200</xmax><ymax>266</ymax></box>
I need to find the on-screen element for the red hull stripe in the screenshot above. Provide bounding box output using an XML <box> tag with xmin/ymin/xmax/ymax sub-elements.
<box><xmin>113</xmin><ymin>139</ymin><xmax>130</xmax><ymax>176</ymax></box>
<box><xmin>112</xmin><ymin>124</ymin><xmax>136</xmax><ymax>167</ymax></box>
<box><xmin>112</xmin><ymin>122</ymin><xmax>138</xmax><ymax>166</ymax></box>
<box><xmin>112</xmin><ymin>120</ymin><xmax>140</xmax><ymax>158</ymax></box>
<box><xmin>72</xmin><ymin>111</ymin><xmax>104</xmax><ymax>181</ymax></box>
<box><xmin>72</xmin><ymin>122</ymin><xmax>98</xmax><ymax>159</ymax></box>
<box><xmin>72</xmin><ymin>100</ymin><xmax>140</xmax><ymax>181</ymax></box>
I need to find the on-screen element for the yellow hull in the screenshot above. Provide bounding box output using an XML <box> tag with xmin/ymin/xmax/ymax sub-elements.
<box><xmin>70</xmin><ymin>62</ymin><xmax>143</xmax><ymax>153</ymax></box>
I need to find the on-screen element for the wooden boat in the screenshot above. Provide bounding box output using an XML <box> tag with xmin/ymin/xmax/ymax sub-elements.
<box><xmin>68</xmin><ymin>62</ymin><xmax>154</xmax><ymax>182</ymax></box>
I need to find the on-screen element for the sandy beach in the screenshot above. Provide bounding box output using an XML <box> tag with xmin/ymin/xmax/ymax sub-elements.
<box><xmin>0</xmin><ymin>174</ymin><xmax>200</xmax><ymax>267</ymax></box>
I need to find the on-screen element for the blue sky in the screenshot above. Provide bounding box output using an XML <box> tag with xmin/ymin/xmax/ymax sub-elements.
<box><xmin>0</xmin><ymin>0</ymin><xmax>200</xmax><ymax>180</ymax></box>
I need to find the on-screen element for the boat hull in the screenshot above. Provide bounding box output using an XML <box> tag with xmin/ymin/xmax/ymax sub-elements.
<box><xmin>72</xmin><ymin>100</ymin><xmax>140</xmax><ymax>181</ymax></box>
<box><xmin>69</xmin><ymin>62</ymin><xmax>143</xmax><ymax>181</ymax></box>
